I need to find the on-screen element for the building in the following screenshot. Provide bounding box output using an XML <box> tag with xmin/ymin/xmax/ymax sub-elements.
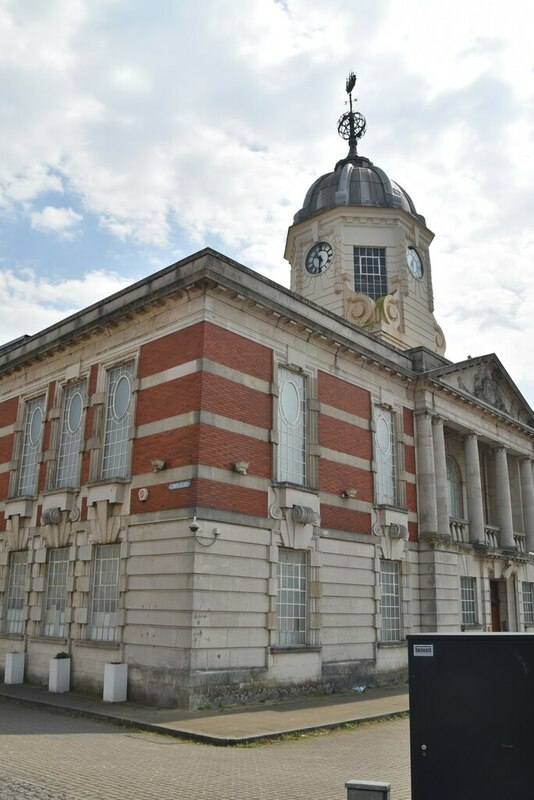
<box><xmin>2</xmin><ymin>77</ymin><xmax>534</xmax><ymax>708</ymax></box>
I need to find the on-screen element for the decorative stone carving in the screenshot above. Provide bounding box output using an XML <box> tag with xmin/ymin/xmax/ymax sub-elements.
<box><xmin>344</xmin><ymin>286</ymin><xmax>402</xmax><ymax>332</ymax></box>
<box><xmin>269</xmin><ymin>502</ymin><xmax>283</xmax><ymax>520</ymax></box>
<box><xmin>450</xmin><ymin>363</ymin><xmax>530</xmax><ymax>423</ymax></box>
<box><xmin>42</xmin><ymin>507</ymin><xmax>62</xmax><ymax>525</ymax></box>
<box><xmin>380</xmin><ymin>294</ymin><xmax>400</xmax><ymax>326</ymax></box>
<box><xmin>4</xmin><ymin>515</ymin><xmax>29</xmax><ymax>552</ymax></box>
<box><xmin>473</xmin><ymin>366</ymin><xmax>511</xmax><ymax>414</ymax></box>
<box><xmin>390</xmin><ymin>523</ymin><xmax>408</xmax><ymax>539</ymax></box>
<box><xmin>269</xmin><ymin>488</ymin><xmax>321</xmax><ymax>550</ymax></box>
<box><xmin>292</xmin><ymin>505</ymin><xmax>319</xmax><ymax>525</ymax></box>
<box><xmin>41</xmin><ymin>507</ymin><xmax>74</xmax><ymax>549</ymax></box>
<box><xmin>374</xmin><ymin>522</ymin><xmax>408</xmax><ymax>561</ymax></box>
<box><xmin>69</xmin><ymin>499</ymin><xmax>81</xmax><ymax>523</ymax></box>
<box><xmin>490</xmin><ymin>559</ymin><xmax>518</xmax><ymax>582</ymax></box>
<box><xmin>434</xmin><ymin>323</ymin><xmax>446</xmax><ymax>355</ymax></box>
<box><xmin>89</xmin><ymin>499</ymin><xmax>124</xmax><ymax>544</ymax></box>
<box><xmin>345</xmin><ymin>291</ymin><xmax>375</xmax><ymax>325</ymax></box>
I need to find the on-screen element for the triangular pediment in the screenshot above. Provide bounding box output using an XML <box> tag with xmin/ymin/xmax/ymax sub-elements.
<box><xmin>425</xmin><ymin>354</ymin><xmax>534</xmax><ymax>427</ymax></box>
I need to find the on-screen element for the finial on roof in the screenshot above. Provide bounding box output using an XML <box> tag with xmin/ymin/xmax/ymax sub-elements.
<box><xmin>337</xmin><ymin>71</ymin><xmax>366</xmax><ymax>158</ymax></box>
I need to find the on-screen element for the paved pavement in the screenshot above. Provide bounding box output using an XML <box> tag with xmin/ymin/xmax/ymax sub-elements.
<box><xmin>0</xmin><ymin>681</ymin><xmax>409</xmax><ymax>744</ymax></box>
<box><xmin>0</xmin><ymin>693</ymin><xmax>412</xmax><ymax>800</ymax></box>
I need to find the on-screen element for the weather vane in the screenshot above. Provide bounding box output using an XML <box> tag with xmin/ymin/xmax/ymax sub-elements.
<box><xmin>337</xmin><ymin>71</ymin><xmax>366</xmax><ymax>158</ymax></box>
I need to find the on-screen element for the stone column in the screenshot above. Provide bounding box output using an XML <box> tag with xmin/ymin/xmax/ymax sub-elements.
<box><xmin>415</xmin><ymin>411</ymin><xmax>437</xmax><ymax>535</ymax></box>
<box><xmin>432</xmin><ymin>417</ymin><xmax>450</xmax><ymax>537</ymax></box>
<box><xmin>464</xmin><ymin>434</ymin><xmax>485</xmax><ymax>544</ymax></box>
<box><xmin>520</xmin><ymin>458</ymin><xmax>534</xmax><ymax>553</ymax></box>
<box><xmin>494</xmin><ymin>447</ymin><xmax>515</xmax><ymax>549</ymax></box>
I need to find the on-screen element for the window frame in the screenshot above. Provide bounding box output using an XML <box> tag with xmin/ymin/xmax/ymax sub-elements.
<box><xmin>374</xmin><ymin>406</ymin><xmax>398</xmax><ymax>506</ymax></box>
<box><xmin>460</xmin><ymin>576</ymin><xmax>478</xmax><ymax>626</ymax></box>
<box><xmin>17</xmin><ymin>394</ymin><xmax>46</xmax><ymax>496</ymax></box>
<box><xmin>523</xmin><ymin>581</ymin><xmax>534</xmax><ymax>624</ymax></box>
<box><xmin>276</xmin><ymin>366</ymin><xmax>307</xmax><ymax>486</ymax></box>
<box><xmin>353</xmin><ymin>246</ymin><xmax>387</xmax><ymax>300</ymax></box>
<box><xmin>379</xmin><ymin>559</ymin><xmax>402</xmax><ymax>642</ymax></box>
<box><xmin>42</xmin><ymin>548</ymin><xmax>70</xmax><ymax>638</ymax></box>
<box><xmin>89</xmin><ymin>543</ymin><xmax>121</xmax><ymax>642</ymax></box>
<box><xmin>100</xmin><ymin>362</ymin><xmax>136</xmax><ymax>480</ymax></box>
<box><xmin>4</xmin><ymin>551</ymin><xmax>28</xmax><ymax>635</ymax></box>
<box><xmin>277</xmin><ymin>548</ymin><xmax>308</xmax><ymax>647</ymax></box>
<box><xmin>446</xmin><ymin>455</ymin><xmax>464</xmax><ymax>519</ymax></box>
<box><xmin>55</xmin><ymin>381</ymin><xmax>87</xmax><ymax>489</ymax></box>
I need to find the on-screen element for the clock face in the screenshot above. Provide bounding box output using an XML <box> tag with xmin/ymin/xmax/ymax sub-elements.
<box><xmin>406</xmin><ymin>246</ymin><xmax>424</xmax><ymax>280</ymax></box>
<box><xmin>305</xmin><ymin>241</ymin><xmax>334</xmax><ymax>275</ymax></box>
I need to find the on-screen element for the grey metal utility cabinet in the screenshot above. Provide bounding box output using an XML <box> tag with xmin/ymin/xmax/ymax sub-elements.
<box><xmin>345</xmin><ymin>780</ymin><xmax>391</xmax><ymax>800</ymax></box>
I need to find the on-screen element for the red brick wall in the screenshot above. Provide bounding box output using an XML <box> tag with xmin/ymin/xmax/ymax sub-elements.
<box><xmin>321</xmin><ymin>504</ymin><xmax>372</xmax><ymax>534</ymax></box>
<box><xmin>133</xmin><ymin>425</ymin><xmax>199</xmax><ymax>473</ymax></box>
<box><xmin>0</xmin><ymin>397</ymin><xmax>18</xmax><ymax>477</ymax></box>
<box><xmin>81</xmin><ymin>365</ymin><xmax>99</xmax><ymax>484</ymax></box>
<box><xmin>402</xmin><ymin>407</ymin><xmax>417</xmax><ymax>531</ymax></box>
<box><xmin>130</xmin><ymin>480</ymin><xmax>195</xmax><ymax>515</ymax></box>
<box><xmin>405</xmin><ymin>443</ymin><xmax>416</xmax><ymax>474</ymax></box>
<box><xmin>138</xmin><ymin>322</ymin><xmax>205</xmax><ymax>379</ymax></box>
<box><xmin>197</xmin><ymin>426</ymin><xmax>270</xmax><ymax>477</ymax></box>
<box><xmin>202</xmin><ymin>323</ymin><xmax>272</xmax><ymax>381</ymax></box>
<box><xmin>199</xmin><ymin>373</ymin><xmax>271</xmax><ymax>428</ymax></box>
<box><xmin>0</xmin><ymin>471</ymin><xmax>8</xmax><ymax>528</ymax></box>
<box><xmin>319</xmin><ymin>458</ymin><xmax>373</xmax><ymax>503</ymax></box>
<box><xmin>316</xmin><ymin>372</ymin><xmax>373</xmax><ymax>533</ymax></box>
<box><xmin>138</xmin><ymin>321</ymin><xmax>272</xmax><ymax>382</ymax></box>
<box><xmin>129</xmin><ymin>477</ymin><xmax>267</xmax><ymax>517</ymax></box>
<box><xmin>319</xmin><ymin>415</ymin><xmax>372</xmax><ymax>460</ymax></box>
<box><xmin>133</xmin><ymin>321</ymin><xmax>273</xmax><ymax>515</ymax></box>
<box><xmin>39</xmin><ymin>381</ymin><xmax>57</xmax><ymax>492</ymax></box>
<box><xmin>195</xmin><ymin>479</ymin><xmax>267</xmax><ymax>517</ymax></box>
<box><xmin>403</xmin><ymin>406</ymin><xmax>414</xmax><ymax>437</ymax></box>
<box><xmin>318</xmin><ymin>372</ymin><xmax>371</xmax><ymax>419</ymax></box>
<box><xmin>136</xmin><ymin>374</ymin><xmax>202</xmax><ymax>426</ymax></box>
<box><xmin>0</xmin><ymin>397</ymin><xmax>18</xmax><ymax>510</ymax></box>
<box><xmin>0</xmin><ymin>397</ymin><xmax>19</xmax><ymax>428</ymax></box>
<box><xmin>0</xmin><ymin>431</ymin><xmax>14</xmax><ymax>465</ymax></box>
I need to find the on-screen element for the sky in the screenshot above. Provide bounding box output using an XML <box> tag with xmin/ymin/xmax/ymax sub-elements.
<box><xmin>1</xmin><ymin>0</ymin><xmax>534</xmax><ymax>402</ymax></box>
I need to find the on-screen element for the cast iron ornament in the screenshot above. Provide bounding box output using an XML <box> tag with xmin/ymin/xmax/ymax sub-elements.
<box><xmin>337</xmin><ymin>71</ymin><xmax>366</xmax><ymax>157</ymax></box>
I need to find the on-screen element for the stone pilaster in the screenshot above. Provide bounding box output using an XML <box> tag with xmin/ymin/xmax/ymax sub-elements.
<box><xmin>520</xmin><ymin>458</ymin><xmax>534</xmax><ymax>553</ymax></box>
<box><xmin>464</xmin><ymin>434</ymin><xmax>485</xmax><ymax>544</ymax></box>
<box><xmin>415</xmin><ymin>411</ymin><xmax>437</xmax><ymax>535</ymax></box>
<box><xmin>494</xmin><ymin>447</ymin><xmax>515</xmax><ymax>549</ymax></box>
<box><xmin>432</xmin><ymin>416</ymin><xmax>450</xmax><ymax>537</ymax></box>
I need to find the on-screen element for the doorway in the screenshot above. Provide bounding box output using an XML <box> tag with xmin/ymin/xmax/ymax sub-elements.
<box><xmin>490</xmin><ymin>580</ymin><xmax>507</xmax><ymax>631</ymax></box>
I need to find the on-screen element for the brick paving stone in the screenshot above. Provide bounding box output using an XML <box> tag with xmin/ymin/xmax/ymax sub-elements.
<box><xmin>0</xmin><ymin>699</ymin><xmax>411</xmax><ymax>800</ymax></box>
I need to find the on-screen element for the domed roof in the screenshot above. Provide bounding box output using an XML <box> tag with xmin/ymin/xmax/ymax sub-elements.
<box><xmin>294</xmin><ymin>153</ymin><xmax>425</xmax><ymax>225</ymax></box>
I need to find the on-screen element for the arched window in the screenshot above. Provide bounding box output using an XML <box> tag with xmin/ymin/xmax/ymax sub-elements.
<box><xmin>446</xmin><ymin>456</ymin><xmax>464</xmax><ymax>518</ymax></box>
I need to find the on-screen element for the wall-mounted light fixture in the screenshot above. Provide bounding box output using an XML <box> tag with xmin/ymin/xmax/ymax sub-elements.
<box><xmin>341</xmin><ymin>488</ymin><xmax>358</xmax><ymax>499</ymax></box>
<box><xmin>189</xmin><ymin>516</ymin><xmax>221</xmax><ymax>547</ymax></box>
<box><xmin>151</xmin><ymin>458</ymin><xmax>166</xmax><ymax>472</ymax></box>
<box><xmin>233</xmin><ymin>460</ymin><xmax>249</xmax><ymax>475</ymax></box>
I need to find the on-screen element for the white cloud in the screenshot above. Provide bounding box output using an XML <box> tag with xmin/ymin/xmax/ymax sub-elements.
<box><xmin>30</xmin><ymin>206</ymin><xmax>83</xmax><ymax>238</ymax></box>
<box><xmin>0</xmin><ymin>268</ymin><xmax>132</xmax><ymax>343</ymax></box>
<box><xmin>0</xmin><ymin>0</ymin><xmax>533</xmax><ymax>403</ymax></box>
<box><xmin>0</xmin><ymin>166</ymin><xmax>64</xmax><ymax>208</ymax></box>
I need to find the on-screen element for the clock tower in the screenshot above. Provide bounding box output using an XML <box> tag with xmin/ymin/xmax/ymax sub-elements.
<box><xmin>284</xmin><ymin>73</ymin><xmax>445</xmax><ymax>355</ymax></box>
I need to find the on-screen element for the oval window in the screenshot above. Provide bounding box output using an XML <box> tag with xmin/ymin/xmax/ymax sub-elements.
<box><xmin>112</xmin><ymin>375</ymin><xmax>131</xmax><ymax>420</ymax></box>
<box><xmin>376</xmin><ymin>415</ymin><xmax>391</xmax><ymax>455</ymax></box>
<box><xmin>280</xmin><ymin>380</ymin><xmax>301</xmax><ymax>427</ymax></box>
<box><xmin>67</xmin><ymin>391</ymin><xmax>83</xmax><ymax>434</ymax></box>
<box><xmin>29</xmin><ymin>404</ymin><xmax>43</xmax><ymax>446</ymax></box>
